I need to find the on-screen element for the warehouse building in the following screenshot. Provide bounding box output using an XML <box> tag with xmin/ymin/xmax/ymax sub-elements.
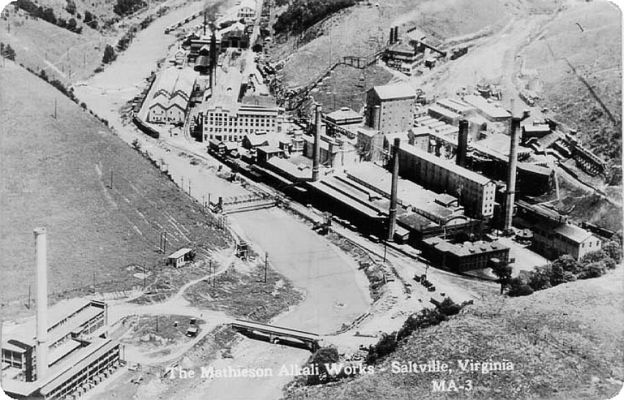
<box><xmin>398</xmin><ymin>144</ymin><xmax>496</xmax><ymax>219</ymax></box>
<box><xmin>421</xmin><ymin>237</ymin><xmax>511</xmax><ymax>272</ymax></box>
<box><xmin>147</xmin><ymin>67</ymin><xmax>196</xmax><ymax>125</ymax></box>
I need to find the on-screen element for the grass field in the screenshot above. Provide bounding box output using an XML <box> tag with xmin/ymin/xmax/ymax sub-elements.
<box><xmin>285</xmin><ymin>267</ymin><xmax>624</xmax><ymax>400</ymax></box>
<box><xmin>0</xmin><ymin>11</ymin><xmax>106</xmax><ymax>83</ymax></box>
<box><xmin>0</xmin><ymin>61</ymin><xmax>231</xmax><ymax>302</ymax></box>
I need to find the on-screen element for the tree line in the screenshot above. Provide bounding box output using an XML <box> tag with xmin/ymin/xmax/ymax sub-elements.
<box><xmin>273</xmin><ymin>0</ymin><xmax>357</xmax><ymax>35</ymax></box>
<box><xmin>14</xmin><ymin>0</ymin><xmax>83</xmax><ymax>34</ymax></box>
<box><xmin>492</xmin><ymin>236</ymin><xmax>622</xmax><ymax>297</ymax></box>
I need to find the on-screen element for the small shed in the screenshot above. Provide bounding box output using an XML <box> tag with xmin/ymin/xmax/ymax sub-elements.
<box><xmin>168</xmin><ymin>248</ymin><xmax>193</xmax><ymax>268</ymax></box>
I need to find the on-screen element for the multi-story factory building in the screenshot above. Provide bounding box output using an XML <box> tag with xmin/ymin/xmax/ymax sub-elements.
<box><xmin>202</xmin><ymin>97</ymin><xmax>284</xmax><ymax>143</ymax></box>
<box><xmin>365</xmin><ymin>84</ymin><xmax>417</xmax><ymax>135</ymax></box>
<box><xmin>398</xmin><ymin>143</ymin><xmax>496</xmax><ymax>219</ymax></box>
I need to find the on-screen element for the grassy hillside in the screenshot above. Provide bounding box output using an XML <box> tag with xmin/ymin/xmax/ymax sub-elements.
<box><xmin>0</xmin><ymin>61</ymin><xmax>230</xmax><ymax>301</ymax></box>
<box><xmin>284</xmin><ymin>268</ymin><xmax>624</xmax><ymax>400</ymax></box>
<box><xmin>521</xmin><ymin>0</ymin><xmax>622</xmax><ymax>163</ymax></box>
<box><xmin>270</xmin><ymin>0</ymin><xmax>538</xmax><ymax>89</ymax></box>
<box><xmin>0</xmin><ymin>7</ymin><xmax>108</xmax><ymax>83</ymax></box>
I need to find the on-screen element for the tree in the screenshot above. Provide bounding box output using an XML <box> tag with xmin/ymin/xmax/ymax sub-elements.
<box><xmin>491</xmin><ymin>262</ymin><xmax>513</xmax><ymax>294</ymax></box>
<box><xmin>65</xmin><ymin>0</ymin><xmax>76</xmax><ymax>15</ymax></box>
<box><xmin>602</xmin><ymin>241</ymin><xmax>622</xmax><ymax>263</ymax></box>
<box><xmin>527</xmin><ymin>265</ymin><xmax>552</xmax><ymax>291</ymax></box>
<box><xmin>306</xmin><ymin>346</ymin><xmax>339</xmax><ymax>385</ymax></box>
<box><xmin>41</xmin><ymin>7</ymin><xmax>57</xmax><ymax>24</ymax></box>
<box><xmin>3</xmin><ymin>44</ymin><xmax>16</xmax><ymax>60</ymax></box>
<box><xmin>577</xmin><ymin>261</ymin><xmax>606</xmax><ymax>279</ymax></box>
<box><xmin>102</xmin><ymin>44</ymin><xmax>116</xmax><ymax>64</ymax></box>
<box><xmin>507</xmin><ymin>277</ymin><xmax>534</xmax><ymax>297</ymax></box>
<box><xmin>39</xmin><ymin>69</ymin><xmax>48</xmax><ymax>81</ymax></box>
<box><xmin>67</xmin><ymin>18</ymin><xmax>77</xmax><ymax>32</ymax></box>
<box><xmin>366</xmin><ymin>332</ymin><xmax>397</xmax><ymax>364</ymax></box>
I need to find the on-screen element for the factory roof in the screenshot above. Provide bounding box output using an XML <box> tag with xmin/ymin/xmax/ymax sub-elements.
<box><xmin>399</xmin><ymin>143</ymin><xmax>493</xmax><ymax>186</ymax></box>
<box><xmin>423</xmin><ymin>237</ymin><xmax>509</xmax><ymax>257</ymax></box>
<box><xmin>397</xmin><ymin>212</ymin><xmax>438</xmax><ymax>230</ymax></box>
<box><xmin>324</xmin><ymin>107</ymin><xmax>363</xmax><ymax>125</ymax></box>
<box><xmin>518</xmin><ymin>162</ymin><xmax>552</xmax><ymax>177</ymax></box>
<box><xmin>428</xmin><ymin>104</ymin><xmax>461</xmax><ymax>121</ymax></box>
<box><xmin>409</xmin><ymin>126</ymin><xmax>433</xmax><ymax>136</ymax></box>
<box><xmin>406</xmin><ymin>28</ymin><xmax>427</xmax><ymax>42</ymax></box>
<box><xmin>371</xmin><ymin>83</ymin><xmax>417</xmax><ymax>100</ymax></box>
<box><xmin>553</xmin><ymin>224</ymin><xmax>595</xmax><ymax>244</ymax></box>
<box><xmin>3</xmin><ymin>299</ymin><xmax>98</xmax><ymax>348</ymax></box>
<box><xmin>436</xmin><ymin>98</ymin><xmax>475</xmax><ymax>115</ymax></box>
<box><xmin>267</xmin><ymin>157</ymin><xmax>312</xmax><ymax>180</ymax></box>
<box><xmin>168</xmin><ymin>248</ymin><xmax>192</xmax><ymax>259</ymax></box>
<box><xmin>463</xmin><ymin>95</ymin><xmax>511</xmax><ymax>120</ymax></box>
<box><xmin>388</xmin><ymin>41</ymin><xmax>417</xmax><ymax>55</ymax></box>
<box><xmin>241</xmin><ymin>94</ymin><xmax>277</xmax><ymax>107</ymax></box>
<box><xmin>307</xmin><ymin>178</ymin><xmax>387</xmax><ymax>220</ymax></box>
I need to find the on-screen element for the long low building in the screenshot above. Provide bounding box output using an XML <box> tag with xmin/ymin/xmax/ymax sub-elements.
<box><xmin>397</xmin><ymin>143</ymin><xmax>496</xmax><ymax>219</ymax></box>
<box><xmin>421</xmin><ymin>237</ymin><xmax>511</xmax><ymax>272</ymax></box>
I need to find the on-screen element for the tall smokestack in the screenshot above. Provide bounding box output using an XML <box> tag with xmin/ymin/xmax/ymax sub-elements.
<box><xmin>388</xmin><ymin>138</ymin><xmax>401</xmax><ymax>241</ymax></box>
<box><xmin>457</xmin><ymin>119</ymin><xmax>469</xmax><ymax>167</ymax></box>
<box><xmin>34</xmin><ymin>227</ymin><xmax>48</xmax><ymax>381</ymax></box>
<box><xmin>312</xmin><ymin>104</ymin><xmax>322</xmax><ymax>181</ymax></box>
<box><xmin>210</xmin><ymin>23</ymin><xmax>217</xmax><ymax>89</ymax></box>
<box><xmin>504</xmin><ymin>109</ymin><xmax>522</xmax><ymax>233</ymax></box>
<box><xmin>394</xmin><ymin>26</ymin><xmax>399</xmax><ymax>44</ymax></box>
<box><xmin>389</xmin><ymin>27</ymin><xmax>394</xmax><ymax>45</ymax></box>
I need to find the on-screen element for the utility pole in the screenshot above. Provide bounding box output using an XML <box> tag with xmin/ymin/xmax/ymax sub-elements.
<box><xmin>54</xmin><ymin>98</ymin><xmax>57</xmax><ymax>119</ymax></box>
<box><xmin>264</xmin><ymin>252</ymin><xmax>268</xmax><ymax>283</ymax></box>
<box><xmin>110</xmin><ymin>170</ymin><xmax>113</xmax><ymax>189</ymax></box>
<box><xmin>92</xmin><ymin>271</ymin><xmax>96</xmax><ymax>293</ymax></box>
<box><xmin>27</xmin><ymin>285</ymin><xmax>31</xmax><ymax>309</ymax></box>
<box><xmin>188</xmin><ymin>179</ymin><xmax>191</xmax><ymax>196</ymax></box>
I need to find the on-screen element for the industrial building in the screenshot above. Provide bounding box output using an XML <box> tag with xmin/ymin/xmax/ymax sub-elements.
<box><xmin>202</xmin><ymin>97</ymin><xmax>285</xmax><ymax>143</ymax></box>
<box><xmin>421</xmin><ymin>237</ymin><xmax>511</xmax><ymax>272</ymax></box>
<box><xmin>365</xmin><ymin>83</ymin><xmax>417</xmax><ymax>135</ymax></box>
<box><xmin>462</xmin><ymin>95</ymin><xmax>511</xmax><ymax>122</ymax></box>
<box><xmin>147</xmin><ymin>67</ymin><xmax>196</xmax><ymax>125</ymax></box>
<box><xmin>397</xmin><ymin>143</ymin><xmax>496</xmax><ymax>219</ymax></box>
<box><xmin>1</xmin><ymin>228</ymin><xmax>121</xmax><ymax>400</ymax></box>
<box><xmin>514</xmin><ymin>201</ymin><xmax>602</xmax><ymax>260</ymax></box>
<box><xmin>323</xmin><ymin>107</ymin><xmax>363</xmax><ymax>138</ymax></box>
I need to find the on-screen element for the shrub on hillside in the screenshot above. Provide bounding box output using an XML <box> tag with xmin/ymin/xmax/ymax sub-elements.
<box><xmin>102</xmin><ymin>45</ymin><xmax>116</xmax><ymax>64</ymax></box>
<box><xmin>366</xmin><ymin>332</ymin><xmax>397</xmax><ymax>364</ymax></box>
<box><xmin>0</xmin><ymin>43</ymin><xmax>16</xmax><ymax>60</ymax></box>
<box><xmin>305</xmin><ymin>346</ymin><xmax>339</xmax><ymax>385</ymax></box>
<box><xmin>368</xmin><ymin>298</ymin><xmax>469</xmax><ymax>364</ymax></box>
<box><xmin>527</xmin><ymin>265</ymin><xmax>552</xmax><ymax>291</ymax></box>
<box><xmin>65</xmin><ymin>0</ymin><xmax>76</xmax><ymax>15</ymax></box>
<box><xmin>601</xmin><ymin>241</ymin><xmax>622</xmax><ymax>263</ymax></box>
<box><xmin>507</xmin><ymin>277</ymin><xmax>534</xmax><ymax>297</ymax></box>
<box><xmin>113</xmin><ymin>0</ymin><xmax>146</xmax><ymax>16</ymax></box>
<box><xmin>14</xmin><ymin>0</ymin><xmax>82</xmax><ymax>34</ymax></box>
<box><xmin>577</xmin><ymin>261</ymin><xmax>606</xmax><ymax>279</ymax></box>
